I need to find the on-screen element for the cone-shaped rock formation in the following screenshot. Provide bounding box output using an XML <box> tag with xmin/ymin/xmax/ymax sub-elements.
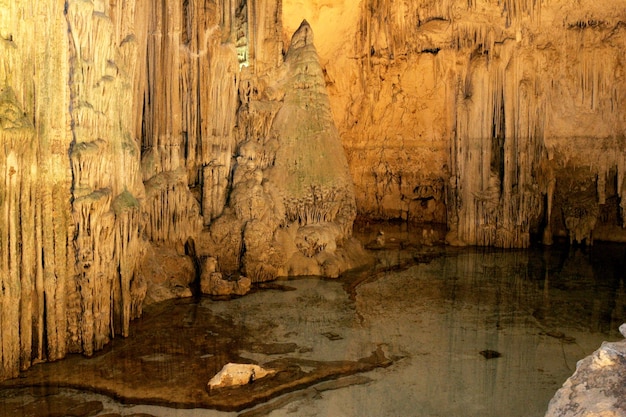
<box><xmin>204</xmin><ymin>20</ymin><xmax>364</xmax><ymax>282</ymax></box>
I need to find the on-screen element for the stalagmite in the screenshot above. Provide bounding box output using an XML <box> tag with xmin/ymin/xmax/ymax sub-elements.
<box><xmin>203</xmin><ymin>20</ymin><xmax>362</xmax><ymax>281</ymax></box>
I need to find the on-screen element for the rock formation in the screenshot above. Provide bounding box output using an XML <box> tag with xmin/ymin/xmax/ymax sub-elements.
<box><xmin>207</xmin><ymin>363</ymin><xmax>276</xmax><ymax>391</ymax></box>
<box><xmin>285</xmin><ymin>0</ymin><xmax>626</xmax><ymax>248</ymax></box>
<box><xmin>202</xmin><ymin>20</ymin><xmax>362</xmax><ymax>281</ymax></box>
<box><xmin>0</xmin><ymin>0</ymin><xmax>359</xmax><ymax>381</ymax></box>
<box><xmin>2</xmin><ymin>0</ymin><xmax>626</xmax><ymax>384</ymax></box>
<box><xmin>545</xmin><ymin>323</ymin><xmax>626</xmax><ymax>417</ymax></box>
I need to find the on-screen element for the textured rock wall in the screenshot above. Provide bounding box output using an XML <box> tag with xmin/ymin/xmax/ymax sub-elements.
<box><xmin>287</xmin><ymin>0</ymin><xmax>626</xmax><ymax>247</ymax></box>
<box><xmin>66</xmin><ymin>0</ymin><xmax>148</xmax><ymax>355</ymax></box>
<box><xmin>2</xmin><ymin>0</ymin><xmax>626</xmax><ymax>382</ymax></box>
<box><xmin>1</xmin><ymin>0</ymin><xmax>154</xmax><ymax>379</ymax></box>
<box><xmin>1</xmin><ymin>0</ymin><xmax>75</xmax><ymax>380</ymax></box>
<box><xmin>545</xmin><ymin>324</ymin><xmax>626</xmax><ymax>417</ymax></box>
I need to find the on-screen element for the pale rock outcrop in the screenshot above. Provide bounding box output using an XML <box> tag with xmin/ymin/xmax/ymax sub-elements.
<box><xmin>545</xmin><ymin>324</ymin><xmax>626</xmax><ymax>417</ymax></box>
<box><xmin>207</xmin><ymin>363</ymin><xmax>276</xmax><ymax>391</ymax></box>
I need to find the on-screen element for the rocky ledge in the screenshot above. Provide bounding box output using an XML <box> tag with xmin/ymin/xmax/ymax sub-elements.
<box><xmin>545</xmin><ymin>323</ymin><xmax>626</xmax><ymax>417</ymax></box>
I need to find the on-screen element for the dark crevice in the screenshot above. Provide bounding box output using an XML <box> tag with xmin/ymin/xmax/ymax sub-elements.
<box><xmin>184</xmin><ymin>237</ymin><xmax>202</xmax><ymax>301</ymax></box>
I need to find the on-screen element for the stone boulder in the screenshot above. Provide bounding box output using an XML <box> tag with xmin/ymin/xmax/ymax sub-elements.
<box><xmin>139</xmin><ymin>244</ymin><xmax>195</xmax><ymax>305</ymax></box>
<box><xmin>207</xmin><ymin>363</ymin><xmax>276</xmax><ymax>391</ymax></box>
<box><xmin>545</xmin><ymin>323</ymin><xmax>626</xmax><ymax>417</ymax></box>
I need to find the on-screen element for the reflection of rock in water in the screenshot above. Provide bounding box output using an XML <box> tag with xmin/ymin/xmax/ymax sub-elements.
<box><xmin>0</xmin><ymin>389</ymin><xmax>105</xmax><ymax>417</ymax></box>
<box><xmin>541</xmin><ymin>244</ymin><xmax>624</xmax><ymax>335</ymax></box>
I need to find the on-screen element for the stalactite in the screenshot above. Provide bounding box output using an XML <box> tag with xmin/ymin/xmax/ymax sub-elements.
<box><xmin>500</xmin><ymin>0</ymin><xmax>542</xmax><ymax>26</ymax></box>
<box><xmin>65</xmin><ymin>0</ymin><xmax>145</xmax><ymax>358</ymax></box>
<box><xmin>246</xmin><ymin>0</ymin><xmax>283</xmax><ymax>74</ymax></box>
<box><xmin>0</xmin><ymin>88</ymin><xmax>34</xmax><ymax>379</ymax></box>
<box><xmin>141</xmin><ymin>0</ymin><xmax>241</xmax><ymax>237</ymax></box>
<box><xmin>0</xmin><ymin>0</ymin><xmax>74</xmax><ymax>381</ymax></box>
<box><xmin>202</xmin><ymin>164</ymin><xmax>229</xmax><ymax>225</ymax></box>
<box><xmin>112</xmin><ymin>193</ymin><xmax>145</xmax><ymax>337</ymax></box>
<box><xmin>142</xmin><ymin>0</ymin><xmax>183</xmax><ymax>163</ymax></box>
<box><xmin>450</xmin><ymin>41</ymin><xmax>547</xmax><ymax>248</ymax></box>
<box><xmin>143</xmin><ymin>169</ymin><xmax>203</xmax><ymax>243</ymax></box>
<box><xmin>199</xmin><ymin>41</ymin><xmax>239</xmax><ymax>220</ymax></box>
<box><xmin>72</xmin><ymin>191</ymin><xmax>116</xmax><ymax>356</ymax></box>
<box><xmin>358</xmin><ymin>0</ymin><xmax>454</xmax><ymax>66</ymax></box>
<box><xmin>452</xmin><ymin>22</ymin><xmax>500</xmax><ymax>56</ymax></box>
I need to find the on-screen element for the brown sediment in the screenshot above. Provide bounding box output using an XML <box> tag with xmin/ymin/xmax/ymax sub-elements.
<box><xmin>0</xmin><ymin>298</ymin><xmax>391</xmax><ymax>412</ymax></box>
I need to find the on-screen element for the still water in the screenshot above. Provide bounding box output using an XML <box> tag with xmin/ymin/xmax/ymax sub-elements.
<box><xmin>1</xmin><ymin>225</ymin><xmax>624</xmax><ymax>417</ymax></box>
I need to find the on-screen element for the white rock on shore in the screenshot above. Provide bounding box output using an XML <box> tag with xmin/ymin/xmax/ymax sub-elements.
<box><xmin>207</xmin><ymin>363</ymin><xmax>276</xmax><ymax>391</ymax></box>
<box><xmin>544</xmin><ymin>324</ymin><xmax>626</xmax><ymax>417</ymax></box>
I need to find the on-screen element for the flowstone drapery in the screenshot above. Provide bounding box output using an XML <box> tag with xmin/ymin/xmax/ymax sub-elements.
<box><xmin>2</xmin><ymin>1</ymin><xmax>76</xmax><ymax>380</ymax></box>
<box><xmin>323</xmin><ymin>0</ymin><xmax>626</xmax><ymax>247</ymax></box>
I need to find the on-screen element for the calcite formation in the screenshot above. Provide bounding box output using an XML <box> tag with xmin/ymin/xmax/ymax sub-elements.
<box><xmin>545</xmin><ymin>324</ymin><xmax>626</xmax><ymax>417</ymax></box>
<box><xmin>203</xmin><ymin>20</ymin><xmax>360</xmax><ymax>281</ymax></box>
<box><xmin>0</xmin><ymin>0</ymin><xmax>356</xmax><ymax>381</ymax></box>
<box><xmin>2</xmin><ymin>0</ymin><xmax>626</xmax><ymax>384</ymax></box>
<box><xmin>285</xmin><ymin>0</ymin><xmax>626</xmax><ymax>248</ymax></box>
<box><xmin>2</xmin><ymin>1</ymin><xmax>79</xmax><ymax>381</ymax></box>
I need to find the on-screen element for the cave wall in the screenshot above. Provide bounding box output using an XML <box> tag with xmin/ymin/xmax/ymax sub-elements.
<box><xmin>286</xmin><ymin>0</ymin><xmax>626</xmax><ymax>247</ymax></box>
<box><xmin>1</xmin><ymin>0</ymin><xmax>75</xmax><ymax>380</ymax></box>
<box><xmin>2</xmin><ymin>0</ymin><xmax>626</xmax><ymax>381</ymax></box>
<box><xmin>1</xmin><ymin>0</ymin><xmax>300</xmax><ymax>381</ymax></box>
<box><xmin>1</xmin><ymin>0</ymin><xmax>158</xmax><ymax>379</ymax></box>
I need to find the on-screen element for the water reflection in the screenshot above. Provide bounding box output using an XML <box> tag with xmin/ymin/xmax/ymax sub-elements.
<box><xmin>0</xmin><ymin>229</ymin><xmax>624</xmax><ymax>417</ymax></box>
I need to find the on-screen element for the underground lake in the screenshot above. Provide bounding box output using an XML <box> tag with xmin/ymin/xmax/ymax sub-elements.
<box><xmin>1</xmin><ymin>223</ymin><xmax>624</xmax><ymax>417</ymax></box>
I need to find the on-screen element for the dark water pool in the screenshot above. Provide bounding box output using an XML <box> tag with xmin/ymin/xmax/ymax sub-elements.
<box><xmin>1</xmin><ymin>226</ymin><xmax>624</xmax><ymax>417</ymax></box>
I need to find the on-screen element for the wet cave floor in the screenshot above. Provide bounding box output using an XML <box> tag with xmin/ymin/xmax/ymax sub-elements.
<box><xmin>1</xmin><ymin>223</ymin><xmax>625</xmax><ymax>417</ymax></box>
